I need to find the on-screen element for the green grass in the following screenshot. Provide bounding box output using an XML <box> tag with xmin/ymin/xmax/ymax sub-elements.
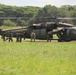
<box><xmin>0</xmin><ymin>38</ymin><xmax>76</xmax><ymax>75</ymax></box>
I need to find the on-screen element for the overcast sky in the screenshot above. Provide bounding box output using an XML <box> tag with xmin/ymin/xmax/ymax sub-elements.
<box><xmin>0</xmin><ymin>0</ymin><xmax>76</xmax><ymax>7</ymax></box>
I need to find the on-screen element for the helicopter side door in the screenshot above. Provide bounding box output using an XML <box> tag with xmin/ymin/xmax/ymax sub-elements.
<box><xmin>35</xmin><ymin>28</ymin><xmax>46</xmax><ymax>39</ymax></box>
<box><xmin>70</xmin><ymin>28</ymin><xmax>76</xmax><ymax>40</ymax></box>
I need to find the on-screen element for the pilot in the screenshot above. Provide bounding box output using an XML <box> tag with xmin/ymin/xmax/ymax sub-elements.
<box><xmin>47</xmin><ymin>31</ymin><xmax>53</xmax><ymax>42</ymax></box>
<box><xmin>31</xmin><ymin>30</ymin><xmax>36</xmax><ymax>42</ymax></box>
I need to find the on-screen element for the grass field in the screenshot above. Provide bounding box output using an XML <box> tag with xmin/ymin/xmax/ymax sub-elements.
<box><xmin>0</xmin><ymin>38</ymin><xmax>76</xmax><ymax>75</ymax></box>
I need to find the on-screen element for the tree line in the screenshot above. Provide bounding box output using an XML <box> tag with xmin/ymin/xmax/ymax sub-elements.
<box><xmin>0</xmin><ymin>4</ymin><xmax>76</xmax><ymax>26</ymax></box>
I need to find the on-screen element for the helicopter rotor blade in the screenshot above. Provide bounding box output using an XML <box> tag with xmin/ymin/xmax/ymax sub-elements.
<box><xmin>0</xmin><ymin>16</ymin><xmax>76</xmax><ymax>20</ymax></box>
<box><xmin>0</xmin><ymin>17</ymin><xmax>29</xmax><ymax>19</ymax></box>
<box><xmin>57</xmin><ymin>17</ymin><xmax>76</xmax><ymax>20</ymax></box>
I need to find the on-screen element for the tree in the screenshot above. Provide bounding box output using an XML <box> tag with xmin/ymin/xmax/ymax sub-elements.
<box><xmin>21</xmin><ymin>20</ymin><xmax>26</xmax><ymax>26</ymax></box>
<box><xmin>35</xmin><ymin>5</ymin><xmax>59</xmax><ymax>23</ymax></box>
<box><xmin>3</xmin><ymin>20</ymin><xmax>16</xmax><ymax>26</ymax></box>
<box><xmin>16</xmin><ymin>18</ymin><xmax>26</xmax><ymax>26</ymax></box>
<box><xmin>0</xmin><ymin>4</ymin><xmax>76</xmax><ymax>26</ymax></box>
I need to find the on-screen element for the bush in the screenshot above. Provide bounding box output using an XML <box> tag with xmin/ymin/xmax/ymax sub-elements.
<box><xmin>3</xmin><ymin>20</ymin><xmax>16</xmax><ymax>26</ymax></box>
<box><xmin>16</xmin><ymin>18</ymin><xmax>26</xmax><ymax>26</ymax></box>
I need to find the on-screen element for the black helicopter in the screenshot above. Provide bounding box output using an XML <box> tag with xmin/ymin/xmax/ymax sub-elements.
<box><xmin>0</xmin><ymin>17</ymin><xmax>76</xmax><ymax>42</ymax></box>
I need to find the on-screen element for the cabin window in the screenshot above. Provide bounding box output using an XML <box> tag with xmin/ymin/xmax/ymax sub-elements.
<box><xmin>41</xmin><ymin>29</ymin><xmax>46</xmax><ymax>35</ymax></box>
<box><xmin>35</xmin><ymin>29</ymin><xmax>40</xmax><ymax>36</ymax></box>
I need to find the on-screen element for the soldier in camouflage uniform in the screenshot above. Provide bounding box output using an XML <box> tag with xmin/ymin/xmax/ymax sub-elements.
<box><xmin>23</xmin><ymin>32</ymin><xmax>26</xmax><ymax>40</ymax></box>
<box><xmin>47</xmin><ymin>31</ymin><xmax>53</xmax><ymax>42</ymax></box>
<box><xmin>8</xmin><ymin>31</ymin><xmax>13</xmax><ymax>42</ymax></box>
<box><xmin>19</xmin><ymin>32</ymin><xmax>23</xmax><ymax>42</ymax></box>
<box><xmin>31</xmin><ymin>30</ymin><xmax>36</xmax><ymax>42</ymax></box>
<box><xmin>16</xmin><ymin>32</ymin><xmax>20</xmax><ymax>42</ymax></box>
<box><xmin>2</xmin><ymin>32</ymin><xmax>6</xmax><ymax>42</ymax></box>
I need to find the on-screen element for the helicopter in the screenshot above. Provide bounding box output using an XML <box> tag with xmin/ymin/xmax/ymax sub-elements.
<box><xmin>0</xmin><ymin>17</ymin><xmax>76</xmax><ymax>42</ymax></box>
<box><xmin>51</xmin><ymin>22</ymin><xmax>76</xmax><ymax>42</ymax></box>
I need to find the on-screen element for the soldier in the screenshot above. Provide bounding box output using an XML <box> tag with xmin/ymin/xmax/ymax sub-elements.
<box><xmin>0</xmin><ymin>28</ymin><xmax>2</xmax><ymax>35</ymax></box>
<box><xmin>19</xmin><ymin>32</ymin><xmax>23</xmax><ymax>42</ymax></box>
<box><xmin>47</xmin><ymin>31</ymin><xmax>53</xmax><ymax>42</ymax></box>
<box><xmin>23</xmin><ymin>32</ymin><xmax>26</xmax><ymax>40</ymax></box>
<box><xmin>2</xmin><ymin>32</ymin><xmax>6</xmax><ymax>42</ymax></box>
<box><xmin>16</xmin><ymin>32</ymin><xmax>20</xmax><ymax>42</ymax></box>
<box><xmin>57</xmin><ymin>31</ymin><xmax>61</xmax><ymax>39</ymax></box>
<box><xmin>57</xmin><ymin>29</ymin><xmax>64</xmax><ymax>42</ymax></box>
<box><xmin>31</xmin><ymin>30</ymin><xmax>36</xmax><ymax>42</ymax></box>
<box><xmin>8</xmin><ymin>31</ymin><xmax>13</xmax><ymax>42</ymax></box>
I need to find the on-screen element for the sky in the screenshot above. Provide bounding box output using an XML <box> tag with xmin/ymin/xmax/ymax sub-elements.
<box><xmin>0</xmin><ymin>0</ymin><xmax>76</xmax><ymax>7</ymax></box>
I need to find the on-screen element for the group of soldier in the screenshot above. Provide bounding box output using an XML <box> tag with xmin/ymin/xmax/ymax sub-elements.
<box><xmin>2</xmin><ymin>31</ymin><xmax>24</xmax><ymax>42</ymax></box>
<box><xmin>2</xmin><ymin>31</ymin><xmax>13</xmax><ymax>42</ymax></box>
<box><xmin>1</xmin><ymin>30</ymin><xmax>37</xmax><ymax>42</ymax></box>
<box><xmin>1</xmin><ymin>30</ymin><xmax>54</xmax><ymax>42</ymax></box>
<box><xmin>16</xmin><ymin>32</ymin><xmax>23</xmax><ymax>42</ymax></box>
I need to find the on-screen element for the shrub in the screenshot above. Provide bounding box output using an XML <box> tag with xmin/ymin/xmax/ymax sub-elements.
<box><xmin>3</xmin><ymin>20</ymin><xmax>16</xmax><ymax>26</ymax></box>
